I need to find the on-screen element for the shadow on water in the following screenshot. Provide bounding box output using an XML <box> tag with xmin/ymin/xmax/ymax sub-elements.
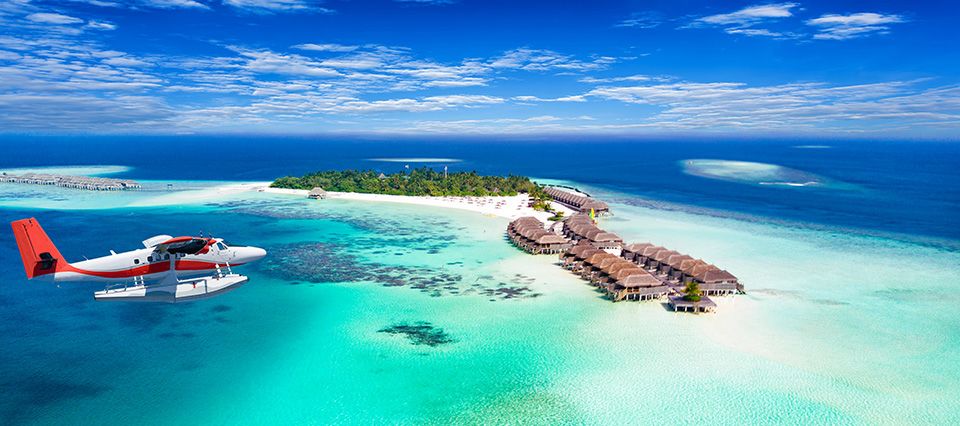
<box><xmin>0</xmin><ymin>376</ymin><xmax>111</xmax><ymax>426</ymax></box>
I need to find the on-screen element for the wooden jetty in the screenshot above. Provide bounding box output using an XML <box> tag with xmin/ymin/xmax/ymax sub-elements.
<box><xmin>0</xmin><ymin>172</ymin><xmax>140</xmax><ymax>191</ymax></box>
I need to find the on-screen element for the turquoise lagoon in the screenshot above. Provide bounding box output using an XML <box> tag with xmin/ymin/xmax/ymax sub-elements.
<box><xmin>0</xmin><ymin>179</ymin><xmax>958</xmax><ymax>425</ymax></box>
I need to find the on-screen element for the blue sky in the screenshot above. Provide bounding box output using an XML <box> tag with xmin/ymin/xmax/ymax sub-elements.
<box><xmin>0</xmin><ymin>0</ymin><xmax>957</xmax><ymax>137</ymax></box>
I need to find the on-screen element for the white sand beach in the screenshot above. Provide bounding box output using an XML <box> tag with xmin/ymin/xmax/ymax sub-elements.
<box><xmin>257</xmin><ymin>185</ymin><xmax>574</xmax><ymax>221</ymax></box>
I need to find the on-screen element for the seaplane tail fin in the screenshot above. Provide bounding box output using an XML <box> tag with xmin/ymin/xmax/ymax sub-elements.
<box><xmin>11</xmin><ymin>218</ymin><xmax>67</xmax><ymax>279</ymax></box>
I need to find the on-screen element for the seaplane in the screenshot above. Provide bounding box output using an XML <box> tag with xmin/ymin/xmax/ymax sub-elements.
<box><xmin>11</xmin><ymin>218</ymin><xmax>267</xmax><ymax>303</ymax></box>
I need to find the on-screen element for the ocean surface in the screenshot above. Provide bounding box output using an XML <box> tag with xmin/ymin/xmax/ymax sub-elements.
<box><xmin>0</xmin><ymin>137</ymin><xmax>958</xmax><ymax>425</ymax></box>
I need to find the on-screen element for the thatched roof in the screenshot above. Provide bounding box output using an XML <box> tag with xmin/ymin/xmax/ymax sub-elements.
<box><xmin>696</xmin><ymin>268</ymin><xmax>738</xmax><ymax>283</ymax></box>
<box><xmin>640</xmin><ymin>246</ymin><xmax>664</xmax><ymax>257</ymax></box>
<box><xmin>618</xmin><ymin>271</ymin><xmax>662</xmax><ymax>287</ymax></box>
<box><xmin>651</xmin><ymin>249</ymin><xmax>680</xmax><ymax>262</ymax></box>
<box><xmin>622</xmin><ymin>242</ymin><xmax>654</xmax><ymax>254</ymax></box>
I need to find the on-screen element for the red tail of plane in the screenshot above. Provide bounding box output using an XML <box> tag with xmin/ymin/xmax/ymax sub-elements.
<box><xmin>11</xmin><ymin>218</ymin><xmax>66</xmax><ymax>279</ymax></box>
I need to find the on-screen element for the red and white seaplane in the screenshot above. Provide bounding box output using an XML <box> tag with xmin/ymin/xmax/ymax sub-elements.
<box><xmin>11</xmin><ymin>218</ymin><xmax>266</xmax><ymax>302</ymax></box>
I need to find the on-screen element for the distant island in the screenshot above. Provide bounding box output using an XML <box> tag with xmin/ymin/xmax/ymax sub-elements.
<box><xmin>272</xmin><ymin>168</ymin><xmax>549</xmax><ymax>199</ymax></box>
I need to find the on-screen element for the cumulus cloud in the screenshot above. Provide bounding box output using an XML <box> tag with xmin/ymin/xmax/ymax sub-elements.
<box><xmin>806</xmin><ymin>12</ymin><xmax>905</xmax><ymax>40</ymax></box>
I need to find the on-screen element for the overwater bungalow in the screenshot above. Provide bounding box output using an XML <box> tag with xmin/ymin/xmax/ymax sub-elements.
<box><xmin>649</xmin><ymin>249</ymin><xmax>680</xmax><ymax>272</ymax></box>
<box><xmin>608</xmin><ymin>269</ymin><xmax>670</xmax><ymax>302</ymax></box>
<box><xmin>580</xmin><ymin>252</ymin><xmax>618</xmax><ymax>281</ymax></box>
<box><xmin>561</xmin><ymin>213</ymin><xmax>623</xmax><ymax>250</ymax></box>
<box><xmin>636</xmin><ymin>245</ymin><xmax>665</xmax><ymax>267</ymax></box>
<box><xmin>694</xmin><ymin>269</ymin><xmax>740</xmax><ymax>295</ymax></box>
<box><xmin>560</xmin><ymin>242</ymin><xmax>592</xmax><ymax>267</ymax></box>
<box><xmin>506</xmin><ymin>217</ymin><xmax>572</xmax><ymax>255</ymax></box>
<box><xmin>589</xmin><ymin>256</ymin><xmax>622</xmax><ymax>285</ymax></box>
<box><xmin>663</xmin><ymin>254</ymin><xmax>695</xmax><ymax>278</ymax></box>
<box><xmin>543</xmin><ymin>187</ymin><xmax>610</xmax><ymax>214</ymax></box>
<box><xmin>597</xmin><ymin>260</ymin><xmax>635</xmax><ymax>286</ymax></box>
<box><xmin>621</xmin><ymin>242</ymin><xmax>654</xmax><ymax>262</ymax></box>
<box><xmin>668</xmin><ymin>295</ymin><xmax>717</xmax><ymax>313</ymax></box>
<box><xmin>569</xmin><ymin>248</ymin><xmax>603</xmax><ymax>272</ymax></box>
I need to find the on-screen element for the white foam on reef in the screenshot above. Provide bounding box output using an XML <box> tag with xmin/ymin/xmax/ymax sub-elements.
<box><xmin>0</xmin><ymin>165</ymin><xmax>130</xmax><ymax>176</ymax></box>
<box><xmin>681</xmin><ymin>158</ymin><xmax>839</xmax><ymax>188</ymax></box>
<box><xmin>367</xmin><ymin>157</ymin><xmax>462</xmax><ymax>163</ymax></box>
<box><xmin>129</xmin><ymin>182</ymin><xmax>272</xmax><ymax>207</ymax></box>
<box><xmin>793</xmin><ymin>145</ymin><xmax>832</xmax><ymax>149</ymax></box>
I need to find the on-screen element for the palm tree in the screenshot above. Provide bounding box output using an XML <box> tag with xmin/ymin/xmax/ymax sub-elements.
<box><xmin>684</xmin><ymin>280</ymin><xmax>702</xmax><ymax>314</ymax></box>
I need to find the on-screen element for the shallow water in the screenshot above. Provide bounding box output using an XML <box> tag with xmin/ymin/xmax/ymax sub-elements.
<box><xmin>1</xmin><ymin>180</ymin><xmax>958</xmax><ymax>424</ymax></box>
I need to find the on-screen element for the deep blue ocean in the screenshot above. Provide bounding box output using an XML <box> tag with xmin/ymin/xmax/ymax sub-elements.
<box><xmin>2</xmin><ymin>136</ymin><xmax>957</xmax><ymax>244</ymax></box>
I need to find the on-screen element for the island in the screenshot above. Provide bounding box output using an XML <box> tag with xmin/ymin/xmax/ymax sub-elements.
<box><xmin>271</xmin><ymin>167</ymin><xmax>548</xmax><ymax>198</ymax></box>
<box><xmin>269</xmin><ymin>169</ymin><xmax>743</xmax><ymax>313</ymax></box>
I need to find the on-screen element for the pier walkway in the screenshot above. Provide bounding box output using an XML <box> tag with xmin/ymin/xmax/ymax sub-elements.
<box><xmin>0</xmin><ymin>172</ymin><xmax>140</xmax><ymax>191</ymax></box>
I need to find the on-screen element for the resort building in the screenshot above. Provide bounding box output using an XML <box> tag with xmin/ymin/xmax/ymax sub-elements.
<box><xmin>561</xmin><ymin>213</ymin><xmax>623</xmax><ymax>250</ymax></box>
<box><xmin>608</xmin><ymin>270</ymin><xmax>670</xmax><ymax>302</ymax></box>
<box><xmin>618</xmin><ymin>241</ymin><xmax>743</xmax><ymax>296</ymax></box>
<box><xmin>507</xmin><ymin>188</ymin><xmax>740</xmax><ymax>311</ymax></box>
<box><xmin>543</xmin><ymin>187</ymin><xmax>610</xmax><ymax>214</ymax></box>
<box><xmin>308</xmin><ymin>187</ymin><xmax>327</xmax><ymax>199</ymax></box>
<box><xmin>506</xmin><ymin>217</ymin><xmax>572</xmax><ymax>255</ymax></box>
<box><xmin>668</xmin><ymin>296</ymin><xmax>717</xmax><ymax>313</ymax></box>
<box><xmin>621</xmin><ymin>243</ymin><xmax>655</xmax><ymax>263</ymax></box>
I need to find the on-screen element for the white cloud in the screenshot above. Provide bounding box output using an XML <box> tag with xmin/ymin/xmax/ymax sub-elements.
<box><xmin>616</xmin><ymin>12</ymin><xmax>663</xmax><ymax>28</ymax></box>
<box><xmin>85</xmin><ymin>20</ymin><xmax>117</xmax><ymax>30</ymax></box>
<box><xmin>688</xmin><ymin>3</ymin><xmax>799</xmax><ymax>38</ymax></box>
<box><xmin>489</xmin><ymin>48</ymin><xmax>612</xmax><ymax>72</ymax></box>
<box><xmin>143</xmin><ymin>0</ymin><xmax>209</xmax><ymax>8</ymax></box>
<box><xmin>26</xmin><ymin>13</ymin><xmax>84</xmax><ymax>25</ymax></box>
<box><xmin>394</xmin><ymin>0</ymin><xmax>455</xmax><ymax>4</ymax></box>
<box><xmin>66</xmin><ymin>0</ymin><xmax>211</xmax><ymax>9</ymax></box>
<box><xmin>293</xmin><ymin>43</ymin><xmax>358</xmax><ymax>52</ymax></box>
<box><xmin>806</xmin><ymin>13</ymin><xmax>905</xmax><ymax>40</ymax></box>
<box><xmin>582</xmin><ymin>79</ymin><xmax>960</xmax><ymax>131</ymax></box>
<box><xmin>725</xmin><ymin>28</ymin><xmax>789</xmax><ymax>37</ymax></box>
<box><xmin>222</xmin><ymin>0</ymin><xmax>333</xmax><ymax>13</ymax></box>
<box><xmin>102</xmin><ymin>56</ymin><xmax>151</xmax><ymax>67</ymax></box>
<box><xmin>697</xmin><ymin>3</ymin><xmax>798</xmax><ymax>26</ymax></box>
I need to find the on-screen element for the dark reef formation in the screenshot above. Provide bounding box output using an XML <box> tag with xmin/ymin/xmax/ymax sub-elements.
<box><xmin>378</xmin><ymin>322</ymin><xmax>454</xmax><ymax>347</ymax></box>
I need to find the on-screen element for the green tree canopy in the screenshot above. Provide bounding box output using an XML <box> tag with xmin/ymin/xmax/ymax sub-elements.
<box><xmin>271</xmin><ymin>167</ymin><xmax>546</xmax><ymax>197</ymax></box>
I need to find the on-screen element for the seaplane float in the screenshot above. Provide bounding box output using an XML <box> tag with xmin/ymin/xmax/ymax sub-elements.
<box><xmin>11</xmin><ymin>218</ymin><xmax>266</xmax><ymax>302</ymax></box>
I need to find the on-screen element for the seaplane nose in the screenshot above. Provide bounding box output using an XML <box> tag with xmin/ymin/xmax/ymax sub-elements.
<box><xmin>238</xmin><ymin>246</ymin><xmax>267</xmax><ymax>263</ymax></box>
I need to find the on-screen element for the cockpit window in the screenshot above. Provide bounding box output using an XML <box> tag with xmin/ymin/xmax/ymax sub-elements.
<box><xmin>216</xmin><ymin>242</ymin><xmax>227</xmax><ymax>251</ymax></box>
